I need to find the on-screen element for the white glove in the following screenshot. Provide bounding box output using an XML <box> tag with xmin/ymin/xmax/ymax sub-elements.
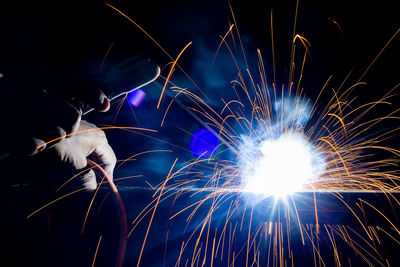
<box><xmin>54</xmin><ymin>120</ymin><xmax>116</xmax><ymax>190</ymax></box>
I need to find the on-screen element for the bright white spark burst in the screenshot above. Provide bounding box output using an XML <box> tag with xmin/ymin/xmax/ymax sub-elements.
<box><xmin>240</xmin><ymin>132</ymin><xmax>325</xmax><ymax>198</ymax></box>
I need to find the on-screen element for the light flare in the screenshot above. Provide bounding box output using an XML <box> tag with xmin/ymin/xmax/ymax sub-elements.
<box><xmin>240</xmin><ymin>132</ymin><xmax>325</xmax><ymax>197</ymax></box>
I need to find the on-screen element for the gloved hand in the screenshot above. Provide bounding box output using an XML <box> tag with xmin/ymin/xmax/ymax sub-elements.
<box><xmin>53</xmin><ymin>120</ymin><xmax>116</xmax><ymax>190</ymax></box>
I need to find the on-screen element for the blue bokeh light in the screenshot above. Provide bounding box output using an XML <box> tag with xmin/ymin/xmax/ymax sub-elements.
<box><xmin>190</xmin><ymin>129</ymin><xmax>219</xmax><ymax>158</ymax></box>
<box><xmin>128</xmin><ymin>89</ymin><xmax>146</xmax><ymax>107</ymax></box>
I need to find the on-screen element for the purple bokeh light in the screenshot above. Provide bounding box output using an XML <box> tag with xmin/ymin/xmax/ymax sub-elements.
<box><xmin>128</xmin><ymin>89</ymin><xmax>146</xmax><ymax>107</ymax></box>
<box><xmin>190</xmin><ymin>129</ymin><xmax>219</xmax><ymax>158</ymax></box>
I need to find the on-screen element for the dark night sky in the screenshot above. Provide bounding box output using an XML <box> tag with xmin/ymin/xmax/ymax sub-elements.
<box><xmin>0</xmin><ymin>1</ymin><xmax>399</xmax><ymax>266</ymax></box>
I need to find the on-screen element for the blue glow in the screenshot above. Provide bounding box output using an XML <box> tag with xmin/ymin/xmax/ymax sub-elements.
<box><xmin>238</xmin><ymin>97</ymin><xmax>326</xmax><ymax>199</ymax></box>
<box><xmin>128</xmin><ymin>89</ymin><xmax>146</xmax><ymax>107</ymax></box>
<box><xmin>190</xmin><ymin>129</ymin><xmax>219</xmax><ymax>158</ymax></box>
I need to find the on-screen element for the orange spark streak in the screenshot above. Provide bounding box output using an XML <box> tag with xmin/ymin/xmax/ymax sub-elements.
<box><xmin>358</xmin><ymin>28</ymin><xmax>400</xmax><ymax>82</ymax></box>
<box><xmin>37</xmin><ymin>126</ymin><xmax>157</xmax><ymax>150</ymax></box>
<box><xmin>157</xmin><ymin>42</ymin><xmax>192</xmax><ymax>109</ymax></box>
<box><xmin>210</xmin><ymin>24</ymin><xmax>235</xmax><ymax>70</ymax></box>
<box><xmin>328</xmin><ymin>18</ymin><xmax>344</xmax><ymax>37</ymax></box>
<box><xmin>137</xmin><ymin>158</ymin><xmax>178</xmax><ymax>267</ymax></box>
<box><xmin>327</xmin><ymin>113</ymin><xmax>347</xmax><ymax>136</ymax></box>
<box><xmin>91</xmin><ymin>235</ymin><xmax>103</xmax><ymax>267</ymax></box>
